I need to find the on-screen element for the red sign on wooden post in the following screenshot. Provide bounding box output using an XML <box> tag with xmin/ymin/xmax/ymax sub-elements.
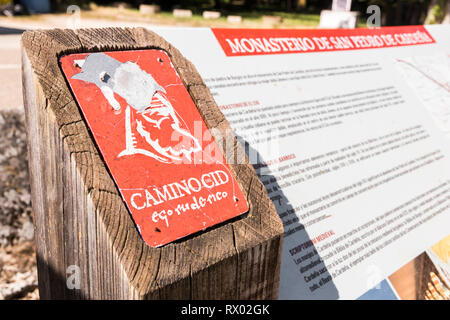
<box><xmin>60</xmin><ymin>50</ymin><xmax>249</xmax><ymax>247</ymax></box>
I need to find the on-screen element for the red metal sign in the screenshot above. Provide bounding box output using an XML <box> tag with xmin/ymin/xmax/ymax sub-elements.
<box><xmin>60</xmin><ymin>50</ymin><xmax>248</xmax><ymax>247</ymax></box>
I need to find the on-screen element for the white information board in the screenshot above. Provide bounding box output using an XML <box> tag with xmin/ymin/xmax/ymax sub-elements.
<box><xmin>153</xmin><ymin>25</ymin><xmax>450</xmax><ymax>300</ymax></box>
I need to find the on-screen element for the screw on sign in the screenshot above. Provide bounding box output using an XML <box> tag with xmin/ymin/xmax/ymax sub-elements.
<box><xmin>60</xmin><ymin>50</ymin><xmax>249</xmax><ymax>247</ymax></box>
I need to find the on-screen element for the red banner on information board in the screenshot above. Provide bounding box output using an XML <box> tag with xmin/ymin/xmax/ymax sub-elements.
<box><xmin>212</xmin><ymin>26</ymin><xmax>435</xmax><ymax>57</ymax></box>
<box><xmin>60</xmin><ymin>50</ymin><xmax>249</xmax><ymax>247</ymax></box>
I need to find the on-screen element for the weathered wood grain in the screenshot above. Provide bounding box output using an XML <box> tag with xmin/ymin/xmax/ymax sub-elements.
<box><xmin>21</xmin><ymin>27</ymin><xmax>283</xmax><ymax>299</ymax></box>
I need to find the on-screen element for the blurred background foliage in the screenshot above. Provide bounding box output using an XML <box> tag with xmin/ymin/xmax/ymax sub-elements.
<box><xmin>2</xmin><ymin>0</ymin><xmax>447</xmax><ymax>25</ymax></box>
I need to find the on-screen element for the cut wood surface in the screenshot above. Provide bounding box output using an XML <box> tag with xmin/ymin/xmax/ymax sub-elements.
<box><xmin>21</xmin><ymin>27</ymin><xmax>284</xmax><ymax>299</ymax></box>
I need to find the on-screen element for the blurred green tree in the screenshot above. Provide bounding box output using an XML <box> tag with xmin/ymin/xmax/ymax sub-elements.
<box><xmin>50</xmin><ymin>0</ymin><xmax>448</xmax><ymax>25</ymax></box>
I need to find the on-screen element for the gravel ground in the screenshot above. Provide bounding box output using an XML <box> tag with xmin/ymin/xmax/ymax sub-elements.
<box><xmin>0</xmin><ymin>109</ymin><xmax>39</xmax><ymax>300</ymax></box>
<box><xmin>0</xmin><ymin>241</ymin><xmax>38</xmax><ymax>300</ymax></box>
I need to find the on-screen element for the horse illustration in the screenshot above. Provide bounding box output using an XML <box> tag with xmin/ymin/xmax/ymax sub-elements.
<box><xmin>72</xmin><ymin>53</ymin><xmax>201</xmax><ymax>163</ymax></box>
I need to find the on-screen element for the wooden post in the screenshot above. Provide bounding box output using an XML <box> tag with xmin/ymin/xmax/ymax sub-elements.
<box><xmin>21</xmin><ymin>28</ymin><xmax>283</xmax><ymax>299</ymax></box>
